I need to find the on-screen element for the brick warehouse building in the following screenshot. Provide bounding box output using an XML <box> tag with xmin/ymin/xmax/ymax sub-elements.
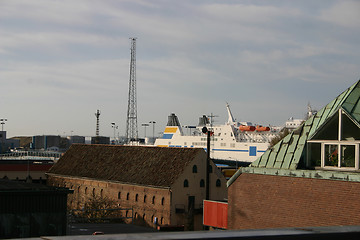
<box><xmin>46</xmin><ymin>144</ymin><xmax>227</xmax><ymax>230</ymax></box>
<box><xmin>227</xmin><ymin>79</ymin><xmax>360</xmax><ymax>230</ymax></box>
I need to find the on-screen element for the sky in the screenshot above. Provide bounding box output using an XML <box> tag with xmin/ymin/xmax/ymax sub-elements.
<box><xmin>1</xmin><ymin>0</ymin><xmax>360</xmax><ymax>139</ymax></box>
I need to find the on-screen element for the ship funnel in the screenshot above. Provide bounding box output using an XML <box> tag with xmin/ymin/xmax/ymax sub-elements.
<box><xmin>198</xmin><ymin>115</ymin><xmax>210</xmax><ymax>126</ymax></box>
<box><xmin>167</xmin><ymin>113</ymin><xmax>181</xmax><ymax>127</ymax></box>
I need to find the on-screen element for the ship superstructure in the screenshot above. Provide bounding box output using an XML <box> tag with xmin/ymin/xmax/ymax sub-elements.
<box><xmin>154</xmin><ymin>103</ymin><xmax>281</xmax><ymax>163</ymax></box>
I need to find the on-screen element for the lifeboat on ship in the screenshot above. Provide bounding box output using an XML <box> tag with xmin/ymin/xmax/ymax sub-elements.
<box><xmin>255</xmin><ymin>126</ymin><xmax>270</xmax><ymax>131</ymax></box>
<box><xmin>239</xmin><ymin>125</ymin><xmax>256</xmax><ymax>131</ymax></box>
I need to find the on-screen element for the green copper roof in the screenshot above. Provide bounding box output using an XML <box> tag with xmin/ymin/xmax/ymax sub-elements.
<box><xmin>250</xmin><ymin>79</ymin><xmax>360</xmax><ymax>170</ymax></box>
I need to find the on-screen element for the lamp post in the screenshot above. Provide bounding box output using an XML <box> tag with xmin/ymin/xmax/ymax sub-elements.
<box><xmin>202</xmin><ymin>127</ymin><xmax>211</xmax><ymax>201</ymax></box>
<box><xmin>141</xmin><ymin>123</ymin><xmax>149</xmax><ymax>138</ymax></box>
<box><xmin>0</xmin><ymin>118</ymin><xmax>7</xmax><ymax>132</ymax></box>
<box><xmin>149</xmin><ymin>121</ymin><xmax>156</xmax><ymax>139</ymax></box>
<box><xmin>111</xmin><ymin>122</ymin><xmax>118</xmax><ymax>144</ymax></box>
<box><xmin>0</xmin><ymin>119</ymin><xmax>6</xmax><ymax>154</ymax></box>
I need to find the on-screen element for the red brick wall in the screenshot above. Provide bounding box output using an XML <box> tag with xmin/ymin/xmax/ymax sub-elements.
<box><xmin>228</xmin><ymin>173</ymin><xmax>360</xmax><ymax>230</ymax></box>
<box><xmin>47</xmin><ymin>175</ymin><xmax>170</xmax><ymax>228</ymax></box>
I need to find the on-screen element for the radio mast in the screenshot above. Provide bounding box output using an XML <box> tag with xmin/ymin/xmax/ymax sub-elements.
<box><xmin>125</xmin><ymin>37</ymin><xmax>138</xmax><ymax>143</ymax></box>
<box><xmin>95</xmin><ymin>110</ymin><xmax>101</xmax><ymax>137</ymax></box>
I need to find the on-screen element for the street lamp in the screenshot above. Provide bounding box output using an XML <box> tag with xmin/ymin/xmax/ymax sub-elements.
<box><xmin>0</xmin><ymin>119</ymin><xmax>7</xmax><ymax>132</ymax></box>
<box><xmin>111</xmin><ymin>122</ymin><xmax>118</xmax><ymax>144</ymax></box>
<box><xmin>149</xmin><ymin>121</ymin><xmax>156</xmax><ymax>139</ymax></box>
<box><xmin>141</xmin><ymin>123</ymin><xmax>149</xmax><ymax>138</ymax></box>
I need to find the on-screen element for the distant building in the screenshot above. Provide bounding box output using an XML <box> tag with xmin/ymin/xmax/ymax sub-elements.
<box><xmin>0</xmin><ymin>131</ymin><xmax>20</xmax><ymax>153</ymax></box>
<box><xmin>227</xmin><ymin>80</ymin><xmax>360</xmax><ymax>230</ymax></box>
<box><xmin>0</xmin><ymin>179</ymin><xmax>72</xmax><ymax>238</ymax></box>
<box><xmin>68</xmin><ymin>135</ymin><xmax>85</xmax><ymax>144</ymax></box>
<box><xmin>91</xmin><ymin>136</ymin><xmax>110</xmax><ymax>144</ymax></box>
<box><xmin>32</xmin><ymin>135</ymin><xmax>61</xmax><ymax>150</ymax></box>
<box><xmin>46</xmin><ymin>144</ymin><xmax>227</xmax><ymax>230</ymax></box>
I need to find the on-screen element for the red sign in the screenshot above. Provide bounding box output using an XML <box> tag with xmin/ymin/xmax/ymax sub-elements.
<box><xmin>203</xmin><ymin>200</ymin><xmax>228</xmax><ymax>229</ymax></box>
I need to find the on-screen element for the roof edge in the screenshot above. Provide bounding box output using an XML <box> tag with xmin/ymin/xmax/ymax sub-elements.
<box><xmin>236</xmin><ymin>167</ymin><xmax>360</xmax><ymax>182</ymax></box>
<box><xmin>46</xmin><ymin>173</ymin><xmax>172</xmax><ymax>189</ymax></box>
<box><xmin>226</xmin><ymin>168</ymin><xmax>242</xmax><ymax>187</ymax></box>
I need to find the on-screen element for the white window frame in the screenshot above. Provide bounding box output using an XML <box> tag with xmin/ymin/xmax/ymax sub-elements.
<box><xmin>308</xmin><ymin>109</ymin><xmax>360</xmax><ymax>170</ymax></box>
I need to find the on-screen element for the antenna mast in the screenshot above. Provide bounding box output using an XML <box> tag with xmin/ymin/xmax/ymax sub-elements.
<box><xmin>125</xmin><ymin>37</ymin><xmax>138</xmax><ymax>143</ymax></box>
<box><xmin>95</xmin><ymin>110</ymin><xmax>101</xmax><ymax>137</ymax></box>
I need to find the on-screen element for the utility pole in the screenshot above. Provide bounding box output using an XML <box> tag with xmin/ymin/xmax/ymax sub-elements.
<box><xmin>202</xmin><ymin>127</ymin><xmax>211</xmax><ymax>201</ymax></box>
<box><xmin>125</xmin><ymin>37</ymin><xmax>138</xmax><ymax>143</ymax></box>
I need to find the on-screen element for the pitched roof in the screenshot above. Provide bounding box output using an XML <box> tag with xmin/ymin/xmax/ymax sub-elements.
<box><xmin>251</xmin><ymin>79</ymin><xmax>360</xmax><ymax>170</ymax></box>
<box><xmin>47</xmin><ymin>144</ymin><xmax>205</xmax><ymax>187</ymax></box>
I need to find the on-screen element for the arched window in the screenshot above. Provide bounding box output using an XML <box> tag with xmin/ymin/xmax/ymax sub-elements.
<box><xmin>161</xmin><ymin>197</ymin><xmax>165</xmax><ymax>205</ymax></box>
<box><xmin>77</xmin><ymin>186</ymin><xmax>81</xmax><ymax>193</ymax></box>
<box><xmin>192</xmin><ymin>165</ymin><xmax>197</xmax><ymax>173</ymax></box>
<box><xmin>144</xmin><ymin>195</ymin><xmax>147</xmax><ymax>203</ymax></box>
<box><xmin>161</xmin><ymin>217</ymin><xmax>164</xmax><ymax>224</ymax></box>
<box><xmin>92</xmin><ymin>188</ymin><xmax>96</xmax><ymax>196</ymax></box>
<box><xmin>100</xmin><ymin>189</ymin><xmax>103</xmax><ymax>197</ymax></box>
<box><xmin>127</xmin><ymin>193</ymin><xmax>130</xmax><ymax>200</ymax></box>
<box><xmin>135</xmin><ymin>194</ymin><xmax>139</xmax><ymax>202</ymax></box>
<box><xmin>216</xmin><ymin>179</ymin><xmax>221</xmax><ymax>187</ymax></box>
<box><xmin>200</xmin><ymin>179</ymin><xmax>205</xmax><ymax>188</ymax></box>
<box><xmin>118</xmin><ymin>192</ymin><xmax>121</xmax><ymax>199</ymax></box>
<box><xmin>184</xmin><ymin>179</ymin><xmax>189</xmax><ymax>188</ymax></box>
<box><xmin>152</xmin><ymin>196</ymin><xmax>155</xmax><ymax>204</ymax></box>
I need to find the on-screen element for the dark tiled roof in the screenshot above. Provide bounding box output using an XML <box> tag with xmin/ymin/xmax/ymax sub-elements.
<box><xmin>47</xmin><ymin>144</ymin><xmax>205</xmax><ymax>187</ymax></box>
<box><xmin>250</xmin><ymin>79</ymin><xmax>360</xmax><ymax>170</ymax></box>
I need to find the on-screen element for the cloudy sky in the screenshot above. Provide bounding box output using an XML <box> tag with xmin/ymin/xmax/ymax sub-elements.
<box><xmin>1</xmin><ymin>0</ymin><xmax>360</xmax><ymax>138</ymax></box>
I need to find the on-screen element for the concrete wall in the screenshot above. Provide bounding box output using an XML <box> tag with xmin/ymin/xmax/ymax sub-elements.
<box><xmin>228</xmin><ymin>173</ymin><xmax>360</xmax><ymax>230</ymax></box>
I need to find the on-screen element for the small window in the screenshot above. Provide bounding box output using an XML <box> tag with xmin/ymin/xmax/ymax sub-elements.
<box><xmin>135</xmin><ymin>194</ymin><xmax>139</xmax><ymax>202</ymax></box>
<box><xmin>192</xmin><ymin>165</ymin><xmax>197</xmax><ymax>173</ymax></box>
<box><xmin>100</xmin><ymin>189</ymin><xmax>103</xmax><ymax>197</ymax></box>
<box><xmin>127</xmin><ymin>193</ymin><xmax>130</xmax><ymax>200</ymax></box>
<box><xmin>143</xmin><ymin>213</ymin><xmax>146</xmax><ymax>220</ymax></box>
<box><xmin>118</xmin><ymin>192</ymin><xmax>121</xmax><ymax>199</ymax></box>
<box><xmin>184</xmin><ymin>179</ymin><xmax>189</xmax><ymax>188</ymax></box>
<box><xmin>216</xmin><ymin>179</ymin><xmax>221</xmax><ymax>187</ymax></box>
<box><xmin>200</xmin><ymin>179</ymin><xmax>205</xmax><ymax>188</ymax></box>
<box><xmin>93</xmin><ymin>188</ymin><xmax>96</xmax><ymax>196</ymax></box>
<box><xmin>161</xmin><ymin>197</ymin><xmax>165</xmax><ymax>205</ymax></box>
<box><xmin>152</xmin><ymin>196</ymin><xmax>155</xmax><ymax>204</ymax></box>
<box><xmin>144</xmin><ymin>195</ymin><xmax>147</xmax><ymax>203</ymax></box>
<box><xmin>161</xmin><ymin>217</ymin><xmax>164</xmax><ymax>224</ymax></box>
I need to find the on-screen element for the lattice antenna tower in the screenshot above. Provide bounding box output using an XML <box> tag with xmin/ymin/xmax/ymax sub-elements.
<box><xmin>95</xmin><ymin>109</ymin><xmax>101</xmax><ymax>137</ymax></box>
<box><xmin>125</xmin><ymin>37</ymin><xmax>138</xmax><ymax>143</ymax></box>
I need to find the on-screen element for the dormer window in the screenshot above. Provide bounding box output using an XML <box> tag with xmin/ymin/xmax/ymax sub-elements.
<box><xmin>308</xmin><ymin>108</ymin><xmax>360</xmax><ymax>170</ymax></box>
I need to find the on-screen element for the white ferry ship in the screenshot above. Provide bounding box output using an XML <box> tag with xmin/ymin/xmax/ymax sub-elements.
<box><xmin>154</xmin><ymin>103</ymin><xmax>281</xmax><ymax>163</ymax></box>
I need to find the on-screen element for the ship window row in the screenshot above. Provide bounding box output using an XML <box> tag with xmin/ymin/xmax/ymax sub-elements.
<box><xmin>192</xmin><ymin>142</ymin><xmax>206</xmax><ymax>146</ymax></box>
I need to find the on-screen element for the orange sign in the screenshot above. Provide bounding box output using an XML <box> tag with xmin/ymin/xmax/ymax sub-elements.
<box><xmin>203</xmin><ymin>200</ymin><xmax>228</xmax><ymax>229</ymax></box>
